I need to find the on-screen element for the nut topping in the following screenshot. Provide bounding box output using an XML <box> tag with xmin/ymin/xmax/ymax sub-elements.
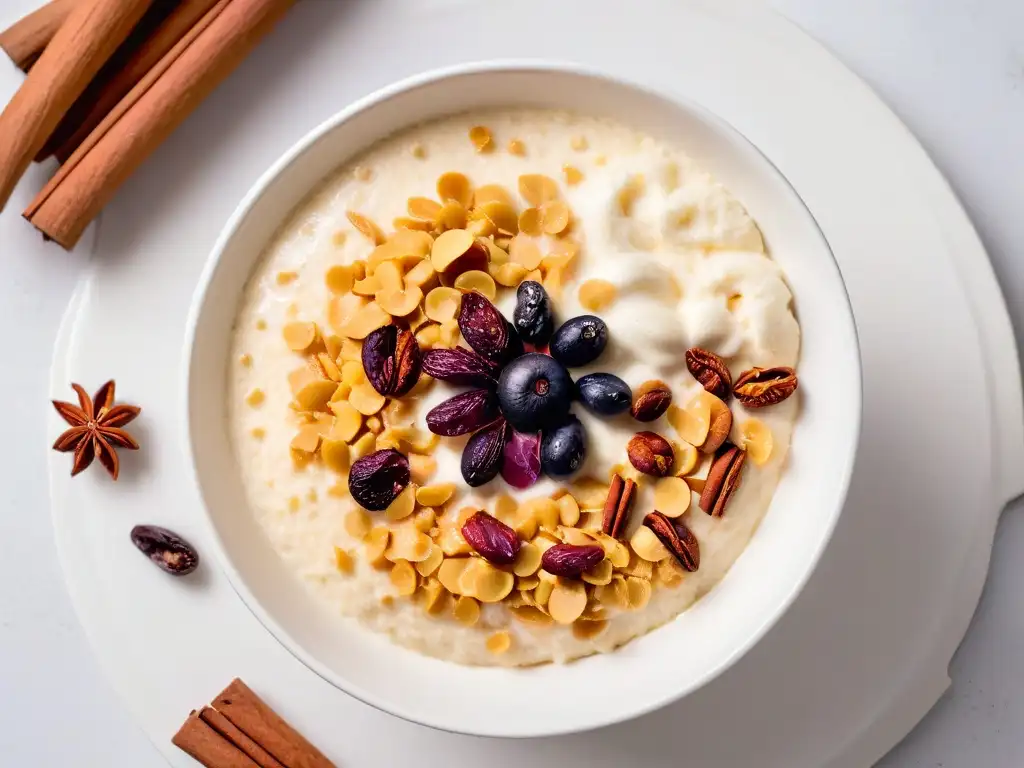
<box><xmin>627</xmin><ymin>431</ymin><xmax>675</xmax><ymax>477</ymax></box>
<box><xmin>699</xmin><ymin>443</ymin><xmax>746</xmax><ymax>517</ymax></box>
<box><xmin>685</xmin><ymin>347</ymin><xmax>732</xmax><ymax>399</ymax></box>
<box><xmin>601</xmin><ymin>473</ymin><xmax>636</xmax><ymax>538</ymax></box>
<box><xmin>733</xmin><ymin>366</ymin><xmax>798</xmax><ymax>407</ymax></box>
<box><xmin>643</xmin><ymin>512</ymin><xmax>699</xmax><ymax>572</ymax></box>
<box><xmin>631</xmin><ymin>379</ymin><xmax>672</xmax><ymax>422</ymax></box>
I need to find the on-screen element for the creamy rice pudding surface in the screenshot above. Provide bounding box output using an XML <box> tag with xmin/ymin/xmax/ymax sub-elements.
<box><xmin>229</xmin><ymin>110</ymin><xmax>801</xmax><ymax>666</ymax></box>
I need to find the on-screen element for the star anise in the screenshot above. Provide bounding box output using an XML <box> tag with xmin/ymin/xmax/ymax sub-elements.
<box><xmin>52</xmin><ymin>380</ymin><xmax>140</xmax><ymax>480</ymax></box>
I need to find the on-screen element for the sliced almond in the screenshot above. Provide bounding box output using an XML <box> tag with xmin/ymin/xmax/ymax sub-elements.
<box><xmin>625</xmin><ymin>577</ymin><xmax>652</xmax><ymax>610</ymax></box>
<box><xmin>740</xmin><ymin>418</ymin><xmax>774</xmax><ymax>466</ymax></box>
<box><xmin>516</xmin><ymin>575</ymin><xmax>540</xmax><ymax>591</ymax></box>
<box><xmin>510</xmin><ymin>605</ymin><xmax>552</xmax><ymax>626</ymax></box>
<box><xmin>594</xmin><ymin>533</ymin><xmax>630</xmax><ymax>568</ymax></box>
<box><xmin>416</xmin><ymin>483</ymin><xmax>456</xmax><ymax>508</ymax></box>
<box><xmin>556</xmin><ymin>494</ymin><xmax>581</xmax><ymax>526</ymax></box>
<box><xmin>435</xmin><ymin>201</ymin><xmax>467</xmax><ymax>231</ymax></box>
<box><xmin>373</xmin><ymin>260</ymin><xmax>404</xmax><ymax>293</ymax></box>
<box><xmin>506</xmin><ymin>139</ymin><xmax>526</xmax><ymax>156</ymax></box>
<box><xmin>548</xmin><ymin>579</ymin><xmax>587</xmax><ymax>624</ymax></box>
<box><xmin>409</xmin><ymin>453</ymin><xmax>437</xmax><ymax>484</ymax></box>
<box><xmin>386</xmin><ymin>526</ymin><xmax>433</xmax><ymax>563</ymax></box>
<box><xmin>436</xmin><ymin>172</ymin><xmax>473</xmax><ymax>208</ymax></box>
<box><xmin>345</xmin><ymin>509</ymin><xmax>371</xmax><ymax>539</ymax></box>
<box><xmin>283</xmin><ymin>321</ymin><xmax>318</xmax><ymax>351</ymax></box>
<box><xmin>437</xmin><ymin>557</ymin><xmax>472</xmax><ymax>595</ymax></box>
<box><xmin>430</xmin><ymin>229</ymin><xmax>475</xmax><ymax>273</ymax></box>
<box><xmin>415</xmin><ymin>544</ymin><xmax>443</xmax><ymax>577</ymax></box>
<box><xmin>413</xmin><ymin>507</ymin><xmax>437</xmax><ymax>533</ymax></box>
<box><xmin>571</xmin><ymin>478</ymin><xmax>610</xmax><ymax>509</ymax></box>
<box><xmin>673</xmin><ymin>441</ymin><xmax>699</xmax><ymax>476</ymax></box>
<box><xmin>349</xmin><ymin>432</ymin><xmax>376</xmax><ymax>461</ymax></box>
<box><xmin>563</xmin><ymin>164</ymin><xmax>584</xmax><ymax>185</ymax></box>
<box><xmin>653</xmin><ymin>476</ymin><xmax>692</xmax><ymax>518</ymax></box>
<box><xmin>508</xmin><ymin>235</ymin><xmax>543</xmax><ymax>270</ymax></box>
<box><xmin>346</xmin><ymin>211</ymin><xmax>385</xmax><ymax>244</ymax></box>
<box><xmin>578</xmin><ymin>279</ymin><xmax>616</xmax><ymax>311</ymax></box>
<box><xmin>668</xmin><ymin>394</ymin><xmax>712</xmax><ymax>447</ymax></box>
<box><xmin>339</xmin><ymin>302</ymin><xmax>391</xmax><ymax>340</ymax></box>
<box><xmin>518</xmin><ymin>207</ymin><xmax>543</xmax><ymax>237</ymax></box>
<box><xmin>559</xmin><ymin>527</ymin><xmax>596</xmax><ymax>547</ymax></box>
<box><xmin>404</xmin><ymin>258</ymin><xmax>436</xmax><ymax>288</ymax></box>
<box><xmin>377</xmin><ymin>286</ymin><xmax>424</xmax><ymax>317</ymax></box>
<box><xmin>327</xmin><ymin>293</ymin><xmax>367</xmax><ymax>334</ymax></box>
<box><xmin>333</xmin><ymin>547</ymin><xmax>355</xmax><ymax>574</ymax></box>
<box><xmin>620</xmin><ymin>552</ymin><xmax>654</xmax><ymax>580</ymax></box>
<box><xmin>294</xmin><ymin>381</ymin><xmax>338</xmax><ymax>412</ymax></box>
<box><xmin>489</xmin><ymin>261</ymin><xmax>529</xmax><ymax>287</ymax></box>
<box><xmin>290</xmin><ymin>425</ymin><xmax>321</xmax><ymax>453</ymax></box>
<box><xmin>364</xmin><ymin>526</ymin><xmax>390</xmax><ymax>568</ymax></box>
<box><xmin>340</xmin><ymin>360</ymin><xmax>365</xmax><ymax>387</ymax></box>
<box><xmin>514</xmin><ymin>515</ymin><xmax>539</xmax><ymax>541</ymax></box>
<box><xmin>385</xmin><ymin>485</ymin><xmax>417</xmax><ymax>522</ymax></box>
<box><xmin>474</xmin><ymin>563</ymin><xmax>515</xmax><ymax>603</ymax></box>
<box><xmin>512</xmin><ymin>542</ymin><xmax>542</xmax><ymax>577</ymax></box>
<box><xmin>436</xmin><ymin>524</ymin><xmax>472</xmax><ymax>556</ymax></box>
<box><xmin>453</xmin><ymin>270</ymin><xmax>497</xmax><ymax>300</ymax></box>
<box><xmin>572</xmin><ymin>620</ymin><xmax>608</xmax><ymax>640</ymax></box>
<box><xmin>474</xmin><ymin>184</ymin><xmax>514</xmax><ymax>208</ymax></box>
<box><xmin>520</xmin><ymin>498</ymin><xmax>560</xmax><ymax>530</ymax></box>
<box><xmin>424</xmin><ymin>286</ymin><xmax>463</xmax><ymax>322</ymax></box>
<box><xmin>321</xmin><ymin>437</ymin><xmax>350</xmax><ymax>473</ymax></box>
<box><xmin>581</xmin><ymin>558</ymin><xmax>613</xmax><ymax>586</ymax></box>
<box><xmin>540</xmin><ymin>200</ymin><xmax>571</xmax><ymax>235</ymax></box>
<box><xmin>454</xmin><ymin>596</ymin><xmax>481</xmax><ymax>626</ymax></box>
<box><xmin>486</xmin><ymin>630</ymin><xmax>512</xmax><ymax>654</ymax></box>
<box><xmin>419</xmin><ymin>577</ymin><xmax>445</xmax><ymax>613</ymax></box>
<box><xmin>390</xmin><ymin>561</ymin><xmax>418</xmax><ymax>596</ymax></box>
<box><xmin>327</xmin><ymin>400</ymin><xmax>362</xmax><ymax>442</ymax></box>
<box><xmin>349</xmin><ymin>383</ymin><xmax>386</xmax><ymax>416</ymax></box>
<box><xmin>630</xmin><ymin>525</ymin><xmax>672</xmax><ymax>562</ymax></box>
<box><xmin>519</xmin><ymin>174</ymin><xmax>559</xmax><ymax>207</ymax></box>
<box><xmin>655</xmin><ymin>558</ymin><xmax>686</xmax><ymax>587</ymax></box>
<box><xmin>408</xmin><ymin>196</ymin><xmax>442</xmax><ymax>220</ymax></box>
<box><xmin>534</xmin><ymin>577</ymin><xmax>554</xmax><ymax>607</ymax></box>
<box><xmin>468</xmin><ymin>126</ymin><xmax>492</xmax><ymax>152</ymax></box>
<box><xmin>493</xmin><ymin>494</ymin><xmax>518</xmax><ymax>523</ymax></box>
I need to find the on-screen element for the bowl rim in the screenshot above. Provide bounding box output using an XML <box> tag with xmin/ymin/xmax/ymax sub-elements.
<box><xmin>182</xmin><ymin>58</ymin><xmax>863</xmax><ymax>737</ymax></box>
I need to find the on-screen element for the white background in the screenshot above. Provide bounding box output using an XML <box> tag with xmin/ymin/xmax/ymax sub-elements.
<box><xmin>1</xmin><ymin>0</ymin><xmax>1021</xmax><ymax>765</ymax></box>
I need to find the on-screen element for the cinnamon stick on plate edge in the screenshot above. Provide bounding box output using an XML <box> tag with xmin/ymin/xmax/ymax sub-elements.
<box><xmin>172</xmin><ymin>678</ymin><xmax>334</xmax><ymax>768</ymax></box>
<box><xmin>23</xmin><ymin>0</ymin><xmax>297</xmax><ymax>250</ymax></box>
<box><xmin>0</xmin><ymin>0</ymin><xmax>153</xmax><ymax>212</ymax></box>
<box><xmin>0</xmin><ymin>0</ymin><xmax>79</xmax><ymax>72</ymax></box>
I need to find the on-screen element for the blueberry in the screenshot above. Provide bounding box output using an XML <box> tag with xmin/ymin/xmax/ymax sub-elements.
<box><xmin>550</xmin><ymin>315</ymin><xmax>608</xmax><ymax>367</ymax></box>
<box><xmin>576</xmin><ymin>373</ymin><xmax>632</xmax><ymax>416</ymax></box>
<box><xmin>497</xmin><ymin>353</ymin><xmax>572</xmax><ymax>432</ymax></box>
<box><xmin>541</xmin><ymin>416</ymin><xmax>586</xmax><ymax>477</ymax></box>
<box><xmin>513</xmin><ymin>281</ymin><xmax>554</xmax><ymax>346</ymax></box>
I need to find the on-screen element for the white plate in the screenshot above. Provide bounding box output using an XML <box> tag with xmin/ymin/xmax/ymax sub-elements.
<box><xmin>184</xmin><ymin>63</ymin><xmax>861</xmax><ymax>737</ymax></box>
<box><xmin>47</xmin><ymin>1</ymin><xmax>1023</xmax><ymax>765</ymax></box>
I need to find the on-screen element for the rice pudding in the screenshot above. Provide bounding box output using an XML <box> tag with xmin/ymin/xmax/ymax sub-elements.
<box><xmin>229</xmin><ymin>109</ymin><xmax>800</xmax><ymax>666</ymax></box>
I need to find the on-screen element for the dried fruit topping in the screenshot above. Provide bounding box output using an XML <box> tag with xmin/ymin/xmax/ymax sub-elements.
<box><xmin>461</xmin><ymin>418</ymin><xmax>507</xmax><ymax>487</ymax></box>
<box><xmin>458</xmin><ymin>291</ymin><xmax>523</xmax><ymax>363</ymax></box>
<box><xmin>685</xmin><ymin>347</ymin><xmax>732</xmax><ymax>399</ymax></box>
<box><xmin>348</xmin><ymin>448</ymin><xmax>411</xmax><ymax>511</ymax></box>
<box><xmin>540</xmin><ymin>415</ymin><xmax>586</xmax><ymax>477</ymax></box>
<box><xmin>541</xmin><ymin>543</ymin><xmax>605</xmax><ymax>578</ymax></box>
<box><xmin>631</xmin><ymin>379</ymin><xmax>672</xmax><ymax>422</ymax></box>
<box><xmin>461</xmin><ymin>510</ymin><xmax>521</xmax><ymax>565</ymax></box>
<box><xmin>733</xmin><ymin>366</ymin><xmax>798</xmax><ymax>407</ymax></box>
<box><xmin>502</xmin><ymin>430</ymin><xmax>542</xmax><ymax>489</ymax></box>
<box><xmin>602</xmin><ymin>473</ymin><xmax>637</xmax><ymax>538</ymax></box>
<box><xmin>130</xmin><ymin>525</ymin><xmax>199</xmax><ymax>575</ymax></box>
<box><xmin>699</xmin><ymin>443</ymin><xmax>746</xmax><ymax>517</ymax></box>
<box><xmin>513</xmin><ymin>280</ymin><xmax>555</xmax><ymax>346</ymax></box>
<box><xmin>627</xmin><ymin>431</ymin><xmax>675</xmax><ymax>477</ymax></box>
<box><xmin>549</xmin><ymin>315</ymin><xmax>608</xmax><ymax>368</ymax></box>
<box><xmin>496</xmin><ymin>352</ymin><xmax>572</xmax><ymax>432</ymax></box>
<box><xmin>643</xmin><ymin>512</ymin><xmax>699</xmax><ymax>572</ymax></box>
<box><xmin>422</xmin><ymin>346</ymin><xmax>499</xmax><ymax>386</ymax></box>
<box><xmin>576</xmin><ymin>373</ymin><xmax>632</xmax><ymax>416</ymax></box>
<box><xmin>361</xmin><ymin>325</ymin><xmax>422</xmax><ymax>397</ymax></box>
<box><xmin>425</xmin><ymin>388</ymin><xmax>500</xmax><ymax>436</ymax></box>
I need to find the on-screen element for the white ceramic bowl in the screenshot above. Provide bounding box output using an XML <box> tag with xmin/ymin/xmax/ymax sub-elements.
<box><xmin>184</xmin><ymin>62</ymin><xmax>861</xmax><ymax>737</ymax></box>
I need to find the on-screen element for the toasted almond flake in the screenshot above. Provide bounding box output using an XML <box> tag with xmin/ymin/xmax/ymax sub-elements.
<box><xmin>559</xmin><ymin>527</ymin><xmax>596</xmax><ymax>547</ymax></box>
<box><xmin>350</xmin><ymin>432</ymin><xmax>376</xmax><ymax>461</ymax></box>
<box><xmin>578</xmin><ymin>279</ymin><xmax>616</xmax><ymax>311</ymax></box>
<box><xmin>494</xmin><ymin>494</ymin><xmax>518</xmax><ymax>523</ymax></box>
<box><xmin>520</xmin><ymin>498</ymin><xmax>560</xmax><ymax>530</ymax></box>
<box><xmin>630</xmin><ymin>525</ymin><xmax>672</xmax><ymax>562</ymax></box>
<box><xmin>572</xmin><ymin>619</ymin><xmax>607</xmax><ymax>640</ymax></box>
<box><xmin>365</xmin><ymin>416</ymin><xmax>383</xmax><ymax>434</ymax></box>
<box><xmin>582</xmin><ymin>558</ymin><xmax>613</xmax><ymax>586</ymax></box>
<box><xmin>548</xmin><ymin>579</ymin><xmax>587</xmax><ymax>624</ymax></box>
<box><xmin>436</xmin><ymin>172</ymin><xmax>473</xmax><ymax>207</ymax></box>
<box><xmin>437</xmin><ymin>557</ymin><xmax>472</xmax><ymax>594</ymax></box>
<box><xmin>317</xmin><ymin>353</ymin><xmax>342</xmax><ymax>382</ymax></box>
<box><xmin>374</xmin><ymin>260</ymin><xmax>404</xmax><ymax>293</ymax></box>
<box><xmin>283</xmin><ymin>321</ymin><xmax>318</xmax><ymax>351</ymax></box>
<box><xmin>333</xmin><ymin>546</ymin><xmax>355</xmax><ymax>574</ymax></box>
<box><xmin>376</xmin><ymin>286</ymin><xmax>424</xmax><ymax>317</ymax></box>
<box><xmin>510</xmin><ymin>605</ymin><xmax>552</xmax><ymax>625</ymax></box>
<box><xmin>404</xmin><ymin>259</ymin><xmax>436</xmax><ymax>289</ymax></box>
<box><xmin>625</xmin><ymin>577</ymin><xmax>652</xmax><ymax>610</ymax></box>
<box><xmin>514</xmin><ymin>515</ymin><xmax>539</xmax><ymax>540</ymax></box>
<box><xmin>543</xmin><ymin>266</ymin><xmax>564</xmax><ymax>298</ymax></box>
<box><xmin>489</xmin><ymin>261</ymin><xmax>529</xmax><ymax>287</ymax></box>
<box><xmin>486</xmin><ymin>630</ymin><xmax>512</xmax><ymax>654</ymax></box>
<box><xmin>386</xmin><ymin>527</ymin><xmax>433</xmax><ymax>564</ymax></box>
<box><xmin>408</xmin><ymin>196</ymin><xmax>442</xmax><ymax>220</ymax></box>
<box><xmin>390</xmin><ymin>561</ymin><xmax>418</xmax><ymax>596</ymax></box>
<box><xmin>540</xmin><ymin>200</ymin><xmax>571</xmax><ymax>235</ymax></box>
<box><xmin>466</xmin><ymin>216</ymin><xmax>495</xmax><ymax>238</ymax></box>
<box><xmin>620</xmin><ymin>552</ymin><xmax>654</xmax><ymax>580</ymax></box>
<box><xmin>571</xmin><ymin>478</ymin><xmax>611</xmax><ymax>509</ymax></box>
<box><xmin>534</xmin><ymin>578</ymin><xmax>555</xmax><ymax>607</ymax></box>
<box><xmin>339</xmin><ymin>303</ymin><xmax>391</xmax><ymax>340</ymax></box>
<box><xmin>670</xmin><ymin>442</ymin><xmax>697</xmax><ymax>476</ymax></box>
<box><xmin>685</xmin><ymin>476</ymin><xmax>707</xmax><ymax>495</ymax></box>
<box><xmin>453</xmin><ymin>270</ymin><xmax>497</xmax><ymax>300</ymax></box>
<box><xmin>741</xmin><ymin>418</ymin><xmax>774</xmax><ymax>465</ymax></box>
<box><xmin>319</xmin><ymin>437</ymin><xmax>348</xmax><ymax>473</ymax></box>
<box><xmin>435</xmin><ymin>201</ymin><xmax>467</xmax><ymax>231</ymax></box>
<box><xmin>413</xmin><ymin>507</ymin><xmax>436</xmax><ymax>533</ymax></box>
<box><xmin>556</xmin><ymin>494</ymin><xmax>580</xmax><ymax>526</ymax></box>
<box><xmin>276</xmin><ymin>271</ymin><xmax>298</xmax><ymax>286</ymax></box>
<box><xmin>517</xmin><ymin>207</ymin><xmax>543</xmax><ymax>237</ymax></box>
<box><xmin>468</xmin><ymin>126</ymin><xmax>492</xmax><ymax>152</ymax></box>
<box><xmin>250</xmin><ymin>427</ymin><xmax>265</xmax><ymax>439</ymax></box>
<box><xmin>294</xmin><ymin>381</ymin><xmax>338</xmax><ymax>411</ymax></box>
<box><xmin>409</xmin><ymin>453</ymin><xmax>437</xmax><ymax>484</ymax></box>
<box><xmin>416</xmin><ymin>483</ymin><xmax>456</xmax><ymax>508</ymax></box>
<box><xmin>346</xmin><ymin>211</ymin><xmax>385</xmax><ymax>244</ymax></box>
<box><xmin>668</xmin><ymin>395</ymin><xmax>712</xmax><ymax>447</ymax></box>
<box><xmin>394</xmin><ymin>216</ymin><xmax>434</xmax><ymax>231</ymax></box>
<box><xmin>344</xmin><ymin>509</ymin><xmax>372</xmax><ymax>539</ymax></box>
<box><xmin>472</xmin><ymin>563</ymin><xmax>515</xmax><ymax>603</ymax></box>
<box><xmin>290</xmin><ymin>425</ymin><xmax>321</xmax><ymax>453</ymax></box>
<box><xmin>519</xmin><ymin>174</ymin><xmax>559</xmax><ymax>207</ymax></box>
<box><xmin>655</xmin><ymin>558</ymin><xmax>686</xmax><ymax>587</ymax></box>
<box><xmin>507</xmin><ymin>139</ymin><xmax>525</xmax><ymax>156</ymax></box>
<box><xmin>508</xmin><ymin>235</ymin><xmax>543</xmax><ymax>270</ymax></box>
<box><xmin>245</xmin><ymin>389</ymin><xmax>265</xmax><ymax>407</ymax></box>
<box><xmin>410</xmin><ymin>142</ymin><xmax>426</xmax><ymax>159</ymax></box>
<box><xmin>562</xmin><ymin>164</ymin><xmax>584</xmax><ymax>185</ymax></box>
<box><xmin>653</xmin><ymin>476</ymin><xmax>692</xmax><ymax>518</ymax></box>
<box><xmin>474</xmin><ymin>184</ymin><xmax>514</xmax><ymax>208</ymax></box>
<box><xmin>616</xmin><ymin>174</ymin><xmax>645</xmax><ymax>216</ymax></box>
<box><xmin>475</xmin><ymin>200</ymin><xmax>518</xmax><ymax>234</ymax></box>
<box><xmin>384</xmin><ymin>485</ymin><xmax>417</xmax><ymax>522</ymax></box>
<box><xmin>327</xmin><ymin>400</ymin><xmax>362</xmax><ymax>442</ymax></box>
<box><xmin>352</xmin><ymin>275</ymin><xmax>381</xmax><ymax>297</ymax></box>
<box><xmin>452</xmin><ymin>595</ymin><xmax>481</xmax><ymax>627</ymax></box>
<box><xmin>327</xmin><ymin>293</ymin><xmax>367</xmax><ymax>334</ymax></box>
<box><xmin>516</xmin><ymin>575</ymin><xmax>540</xmax><ymax>591</ymax></box>
<box><xmin>422</xmin><ymin>286</ymin><xmax>461</xmax><ymax>323</ymax></box>
<box><xmin>415</xmin><ymin>544</ymin><xmax>443</xmax><ymax>577</ymax></box>
<box><xmin>430</xmin><ymin>229</ymin><xmax>476</xmax><ymax>273</ymax></box>
<box><xmin>364</xmin><ymin>526</ymin><xmax>390</xmax><ymax>566</ymax></box>
<box><xmin>512</xmin><ymin>542</ymin><xmax>542</xmax><ymax>577</ymax></box>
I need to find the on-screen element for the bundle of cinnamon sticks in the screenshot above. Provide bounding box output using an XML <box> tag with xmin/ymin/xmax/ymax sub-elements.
<box><xmin>0</xmin><ymin>0</ymin><xmax>296</xmax><ymax>249</ymax></box>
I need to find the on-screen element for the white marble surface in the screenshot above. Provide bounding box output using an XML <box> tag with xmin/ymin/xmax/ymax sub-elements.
<box><xmin>0</xmin><ymin>0</ymin><xmax>1020</xmax><ymax>765</ymax></box>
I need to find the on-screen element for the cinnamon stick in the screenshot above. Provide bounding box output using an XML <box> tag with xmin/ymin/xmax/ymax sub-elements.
<box><xmin>23</xmin><ymin>0</ymin><xmax>295</xmax><ymax>249</ymax></box>
<box><xmin>39</xmin><ymin>0</ymin><xmax>222</xmax><ymax>163</ymax></box>
<box><xmin>213</xmin><ymin>679</ymin><xmax>334</xmax><ymax>768</ymax></box>
<box><xmin>0</xmin><ymin>0</ymin><xmax>79</xmax><ymax>72</ymax></box>
<box><xmin>199</xmin><ymin>706</ymin><xmax>286</xmax><ymax>768</ymax></box>
<box><xmin>0</xmin><ymin>0</ymin><xmax>153</xmax><ymax>212</ymax></box>
<box><xmin>173</xmin><ymin>711</ymin><xmax>261</xmax><ymax>768</ymax></box>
